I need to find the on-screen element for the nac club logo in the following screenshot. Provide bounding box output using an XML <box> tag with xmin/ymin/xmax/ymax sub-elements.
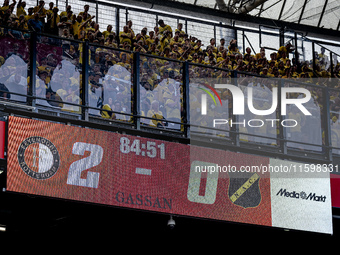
<box><xmin>17</xmin><ymin>136</ymin><xmax>60</xmax><ymax>180</ymax></box>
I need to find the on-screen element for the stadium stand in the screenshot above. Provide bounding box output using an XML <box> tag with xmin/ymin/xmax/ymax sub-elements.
<box><xmin>0</xmin><ymin>0</ymin><xmax>339</xmax><ymax>154</ymax></box>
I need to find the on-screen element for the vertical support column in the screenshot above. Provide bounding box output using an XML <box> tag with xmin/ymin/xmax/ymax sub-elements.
<box><xmin>232</xmin><ymin>70</ymin><xmax>240</xmax><ymax>147</ymax></box>
<box><xmin>133</xmin><ymin>52</ymin><xmax>140</xmax><ymax>130</ymax></box>
<box><xmin>29</xmin><ymin>31</ymin><xmax>37</xmax><ymax>108</ymax></box>
<box><xmin>323</xmin><ymin>87</ymin><xmax>333</xmax><ymax>161</ymax></box>
<box><xmin>278</xmin><ymin>79</ymin><xmax>287</xmax><ymax>154</ymax></box>
<box><xmin>116</xmin><ymin>7</ymin><xmax>120</xmax><ymax>44</ymax></box>
<box><xmin>81</xmin><ymin>40</ymin><xmax>89</xmax><ymax>121</ymax></box>
<box><xmin>242</xmin><ymin>30</ymin><xmax>245</xmax><ymax>54</ymax></box>
<box><xmin>279</xmin><ymin>26</ymin><xmax>285</xmax><ymax>47</ymax></box>
<box><xmin>95</xmin><ymin>1</ymin><xmax>98</xmax><ymax>24</ymax></box>
<box><xmin>294</xmin><ymin>32</ymin><xmax>299</xmax><ymax>64</ymax></box>
<box><xmin>182</xmin><ymin>61</ymin><xmax>190</xmax><ymax>138</ymax></box>
<box><xmin>259</xmin><ymin>25</ymin><xmax>262</xmax><ymax>48</ymax></box>
<box><xmin>185</xmin><ymin>18</ymin><xmax>188</xmax><ymax>34</ymax></box>
<box><xmin>312</xmin><ymin>42</ymin><xmax>316</xmax><ymax>74</ymax></box>
<box><xmin>330</xmin><ymin>52</ymin><xmax>334</xmax><ymax>77</ymax></box>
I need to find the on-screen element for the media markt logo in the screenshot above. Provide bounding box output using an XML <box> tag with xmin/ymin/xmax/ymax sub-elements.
<box><xmin>276</xmin><ymin>188</ymin><xmax>326</xmax><ymax>202</ymax></box>
<box><xmin>17</xmin><ymin>136</ymin><xmax>60</xmax><ymax>180</ymax></box>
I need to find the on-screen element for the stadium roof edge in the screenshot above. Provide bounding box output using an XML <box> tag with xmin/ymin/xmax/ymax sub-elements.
<box><xmin>104</xmin><ymin>0</ymin><xmax>340</xmax><ymax>40</ymax></box>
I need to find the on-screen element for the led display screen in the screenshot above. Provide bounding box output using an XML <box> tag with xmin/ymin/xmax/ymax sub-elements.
<box><xmin>6</xmin><ymin>116</ymin><xmax>332</xmax><ymax>234</ymax></box>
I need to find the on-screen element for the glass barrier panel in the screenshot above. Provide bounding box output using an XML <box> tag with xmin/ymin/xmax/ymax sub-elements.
<box><xmin>68</xmin><ymin>0</ymin><xmax>96</xmax><ymax>19</ymax></box>
<box><xmin>260</xmin><ymin>27</ymin><xmax>280</xmax><ymax>53</ymax></box>
<box><xmin>237</xmin><ymin>30</ymin><xmax>244</xmax><ymax>54</ymax></box>
<box><xmin>300</xmin><ymin>38</ymin><xmax>313</xmax><ymax>64</ymax></box>
<box><xmin>216</xmin><ymin>26</ymin><xmax>236</xmax><ymax>53</ymax></box>
<box><xmin>36</xmin><ymin>35</ymin><xmax>82</xmax><ymax>114</ymax></box>
<box><xmin>237</xmin><ymin>73</ymin><xmax>280</xmax><ymax>146</ymax></box>
<box><xmin>284</xmin><ymin>79</ymin><xmax>323</xmax><ymax>152</ymax></box>
<box><xmin>243</xmin><ymin>31</ymin><xmax>260</xmax><ymax>57</ymax></box>
<box><xmin>314</xmin><ymin>44</ymin><xmax>331</xmax><ymax>75</ymax></box>
<box><xmin>320</xmin><ymin>43</ymin><xmax>340</xmax><ymax>60</ymax></box>
<box><xmin>186</xmin><ymin>21</ymin><xmax>215</xmax><ymax>48</ymax></box>
<box><xmin>0</xmin><ymin>28</ymin><xmax>30</xmax><ymax>103</ymax></box>
<box><xmin>333</xmin><ymin>53</ymin><xmax>340</xmax><ymax>76</ymax></box>
<box><xmin>128</xmin><ymin>10</ymin><xmax>156</xmax><ymax>38</ymax></box>
<box><xmin>329</xmin><ymin>87</ymin><xmax>340</xmax><ymax>155</ymax></box>
<box><xmin>97</xmin><ymin>5</ymin><xmax>116</xmax><ymax>35</ymax></box>
<box><xmin>284</xmin><ymin>30</ymin><xmax>296</xmax><ymax>60</ymax></box>
<box><xmin>140</xmin><ymin>54</ymin><xmax>183</xmax><ymax>130</ymax></box>
<box><xmin>189</xmin><ymin>63</ymin><xmax>232</xmax><ymax>138</ymax></box>
<box><xmin>89</xmin><ymin>43</ymin><xmax>133</xmax><ymax>122</ymax></box>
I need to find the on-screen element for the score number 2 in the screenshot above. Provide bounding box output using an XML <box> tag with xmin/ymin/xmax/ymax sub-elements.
<box><xmin>67</xmin><ymin>142</ymin><xmax>103</xmax><ymax>188</ymax></box>
<box><xmin>65</xmin><ymin>138</ymin><xmax>164</xmax><ymax>189</ymax></box>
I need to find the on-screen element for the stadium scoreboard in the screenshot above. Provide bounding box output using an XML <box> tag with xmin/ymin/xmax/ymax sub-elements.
<box><xmin>6</xmin><ymin>116</ymin><xmax>333</xmax><ymax>234</ymax></box>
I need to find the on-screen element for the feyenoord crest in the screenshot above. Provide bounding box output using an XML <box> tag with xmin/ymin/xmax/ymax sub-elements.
<box><xmin>228</xmin><ymin>172</ymin><xmax>261</xmax><ymax>208</ymax></box>
<box><xmin>17</xmin><ymin>136</ymin><xmax>60</xmax><ymax>179</ymax></box>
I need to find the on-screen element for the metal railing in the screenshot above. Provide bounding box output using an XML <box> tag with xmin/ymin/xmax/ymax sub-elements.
<box><xmin>12</xmin><ymin>0</ymin><xmax>340</xmax><ymax>64</ymax></box>
<box><xmin>0</xmin><ymin>25</ymin><xmax>339</xmax><ymax>164</ymax></box>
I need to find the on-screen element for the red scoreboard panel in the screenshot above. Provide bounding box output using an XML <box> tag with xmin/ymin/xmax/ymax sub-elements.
<box><xmin>6</xmin><ymin>116</ymin><xmax>333</xmax><ymax>234</ymax></box>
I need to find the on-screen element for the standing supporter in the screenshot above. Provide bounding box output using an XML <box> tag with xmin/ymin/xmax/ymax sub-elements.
<box><xmin>153</xmin><ymin>26</ymin><xmax>159</xmax><ymax>37</ymax></box>
<box><xmin>147</xmin><ymin>100</ymin><xmax>166</xmax><ymax>127</ymax></box>
<box><xmin>8</xmin><ymin>20</ymin><xmax>24</xmax><ymax>39</ymax></box>
<box><xmin>140</xmin><ymin>28</ymin><xmax>148</xmax><ymax>43</ymax></box>
<box><xmin>79</xmin><ymin>4</ymin><xmax>90</xmax><ymax>19</ymax></box>
<box><xmin>277</xmin><ymin>42</ymin><xmax>294</xmax><ymax>61</ymax></box>
<box><xmin>227</xmin><ymin>39</ymin><xmax>240</xmax><ymax>60</ymax></box>
<box><xmin>159</xmin><ymin>30</ymin><xmax>170</xmax><ymax>52</ymax></box>
<box><xmin>170</xmin><ymin>32</ymin><xmax>182</xmax><ymax>48</ymax></box>
<box><xmin>92</xmin><ymin>22</ymin><xmax>102</xmax><ymax>41</ymax></box>
<box><xmin>28</xmin><ymin>12</ymin><xmax>43</xmax><ymax>32</ymax></box>
<box><xmin>175</xmin><ymin>23</ymin><xmax>185</xmax><ymax>36</ymax></box>
<box><xmin>57</xmin><ymin>15</ymin><xmax>71</xmax><ymax>37</ymax></box>
<box><xmin>193</xmin><ymin>40</ymin><xmax>203</xmax><ymax>54</ymax></box>
<box><xmin>127</xmin><ymin>20</ymin><xmax>135</xmax><ymax>38</ymax></box>
<box><xmin>158</xmin><ymin>19</ymin><xmax>172</xmax><ymax>38</ymax></box>
<box><xmin>60</xmin><ymin>5</ymin><xmax>71</xmax><ymax>18</ymax></box>
<box><xmin>24</xmin><ymin>6</ymin><xmax>33</xmax><ymax>21</ymax></box>
<box><xmin>46</xmin><ymin>1</ymin><xmax>53</xmax><ymax>16</ymax></box>
<box><xmin>77</xmin><ymin>14</ymin><xmax>95</xmax><ymax>39</ymax></box>
<box><xmin>147</xmin><ymin>42</ymin><xmax>159</xmax><ymax>56</ymax></box>
<box><xmin>0</xmin><ymin>0</ymin><xmax>10</xmax><ymax>12</ymax></box>
<box><xmin>208</xmin><ymin>38</ymin><xmax>217</xmax><ymax>54</ymax></box>
<box><xmin>104</xmin><ymin>34</ymin><xmax>117</xmax><ymax>48</ymax></box>
<box><xmin>71</xmin><ymin>15</ymin><xmax>82</xmax><ymax>39</ymax></box>
<box><xmin>16</xmin><ymin>0</ymin><xmax>26</xmax><ymax>16</ymax></box>
<box><xmin>145</xmin><ymin>30</ymin><xmax>155</xmax><ymax>48</ymax></box>
<box><xmin>46</xmin><ymin>6</ymin><xmax>59</xmax><ymax>35</ymax></box>
<box><xmin>33</xmin><ymin>0</ymin><xmax>46</xmax><ymax>22</ymax></box>
<box><xmin>17</xmin><ymin>14</ymin><xmax>27</xmax><ymax>30</ymax></box>
<box><xmin>102</xmin><ymin>24</ymin><xmax>113</xmax><ymax>39</ymax></box>
<box><xmin>119</xmin><ymin>25</ymin><xmax>133</xmax><ymax>46</ymax></box>
<box><xmin>217</xmin><ymin>38</ymin><xmax>225</xmax><ymax>52</ymax></box>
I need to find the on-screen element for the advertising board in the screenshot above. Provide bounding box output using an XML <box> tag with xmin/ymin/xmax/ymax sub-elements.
<box><xmin>6</xmin><ymin>116</ymin><xmax>333</xmax><ymax>234</ymax></box>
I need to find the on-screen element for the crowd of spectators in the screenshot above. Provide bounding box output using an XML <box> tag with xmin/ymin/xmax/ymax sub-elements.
<box><xmin>0</xmin><ymin>0</ymin><xmax>339</xmax><ymax>150</ymax></box>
